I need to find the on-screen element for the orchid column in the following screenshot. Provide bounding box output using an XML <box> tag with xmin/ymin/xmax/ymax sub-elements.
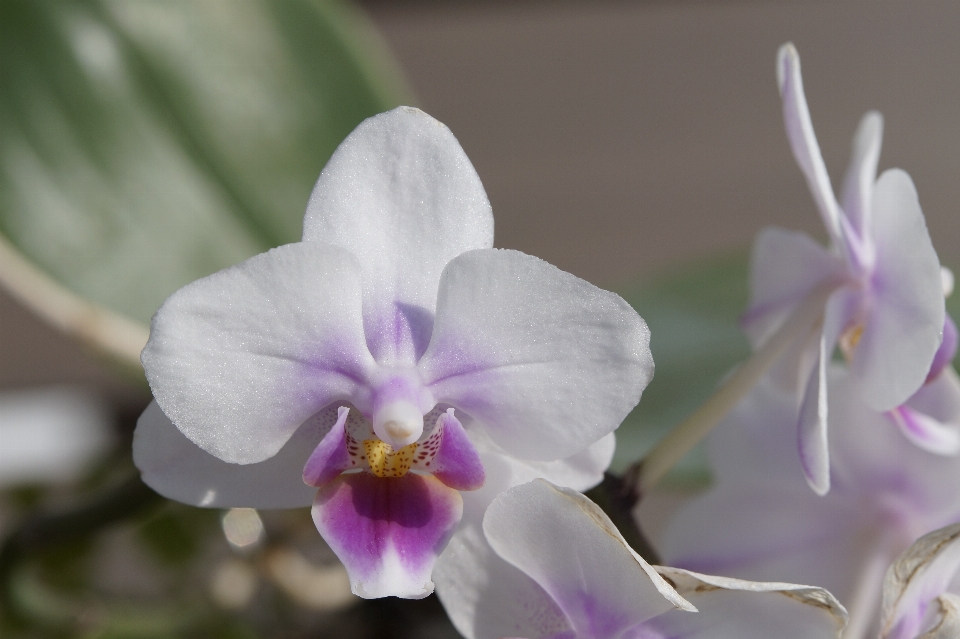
<box><xmin>134</xmin><ymin>107</ymin><xmax>653</xmax><ymax>599</ymax></box>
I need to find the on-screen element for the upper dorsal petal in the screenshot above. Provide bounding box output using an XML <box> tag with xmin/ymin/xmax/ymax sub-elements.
<box><xmin>302</xmin><ymin>107</ymin><xmax>494</xmax><ymax>364</ymax></box>
<box><xmin>777</xmin><ymin>44</ymin><xmax>844</xmax><ymax>248</ymax></box>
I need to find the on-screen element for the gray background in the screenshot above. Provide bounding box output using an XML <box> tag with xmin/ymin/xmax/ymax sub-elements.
<box><xmin>2</xmin><ymin>0</ymin><xmax>959</xmax><ymax>407</ymax></box>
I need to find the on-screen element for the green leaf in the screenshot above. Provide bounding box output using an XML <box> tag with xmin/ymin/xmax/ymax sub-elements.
<box><xmin>0</xmin><ymin>0</ymin><xmax>411</xmax><ymax>367</ymax></box>
<box><xmin>613</xmin><ymin>251</ymin><xmax>751</xmax><ymax>485</ymax></box>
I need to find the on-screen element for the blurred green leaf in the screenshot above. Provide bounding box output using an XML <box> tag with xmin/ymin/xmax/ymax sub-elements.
<box><xmin>613</xmin><ymin>251</ymin><xmax>751</xmax><ymax>485</ymax></box>
<box><xmin>0</xmin><ymin>0</ymin><xmax>411</xmax><ymax>331</ymax></box>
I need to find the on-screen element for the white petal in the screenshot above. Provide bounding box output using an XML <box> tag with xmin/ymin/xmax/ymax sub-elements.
<box><xmin>420</xmin><ymin>249</ymin><xmax>652</xmax><ymax>461</ymax></box>
<box><xmin>881</xmin><ymin>523</ymin><xmax>960</xmax><ymax>639</ymax></box>
<box><xmin>142</xmin><ymin>242</ymin><xmax>376</xmax><ymax>464</ymax></box>
<box><xmin>434</xmin><ymin>521</ymin><xmax>573</xmax><ymax>639</ymax></box>
<box><xmin>484</xmin><ymin>480</ymin><xmax>693</xmax><ymax>639</ymax></box>
<box><xmin>659</xmin><ymin>483</ymin><xmax>863</xmax><ymax>605</ymax></box>
<box><xmin>796</xmin><ymin>289</ymin><xmax>852</xmax><ymax>495</ymax></box>
<box><xmin>302</xmin><ymin>107</ymin><xmax>493</xmax><ymax>363</ymax></box>
<box><xmin>827</xmin><ymin>365</ymin><xmax>960</xmax><ymax>530</ymax></box>
<box><xmin>840</xmin><ymin>111</ymin><xmax>883</xmax><ymax>240</ymax></box>
<box><xmin>853</xmin><ymin>169</ymin><xmax>944</xmax><ymax>411</ymax></box>
<box><xmin>797</xmin><ymin>332</ymin><xmax>830</xmax><ymax>495</ymax></box>
<box><xmin>133</xmin><ymin>400</ymin><xmax>319</xmax><ymax>508</ymax></box>
<box><xmin>776</xmin><ymin>43</ymin><xmax>843</xmax><ymax>244</ymax></box>
<box><xmin>742</xmin><ymin>226</ymin><xmax>840</xmax><ymax>349</ymax></box>
<box><xmin>637</xmin><ymin>568</ymin><xmax>847</xmax><ymax>639</ymax></box>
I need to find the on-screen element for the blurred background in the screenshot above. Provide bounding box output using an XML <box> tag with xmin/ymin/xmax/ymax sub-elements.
<box><xmin>1</xmin><ymin>1</ymin><xmax>958</xmax><ymax>637</ymax></box>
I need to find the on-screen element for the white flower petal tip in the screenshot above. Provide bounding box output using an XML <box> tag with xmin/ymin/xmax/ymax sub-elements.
<box><xmin>484</xmin><ymin>480</ymin><xmax>694</xmax><ymax>639</ymax></box>
<box><xmin>775</xmin><ymin>42</ymin><xmax>841</xmax><ymax>241</ymax></box>
<box><xmin>312</xmin><ymin>473</ymin><xmax>463</xmax><ymax>600</ymax></box>
<box><xmin>880</xmin><ymin>523</ymin><xmax>960</xmax><ymax>639</ymax></box>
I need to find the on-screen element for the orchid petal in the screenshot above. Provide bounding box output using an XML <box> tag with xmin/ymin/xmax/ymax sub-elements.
<box><xmin>918</xmin><ymin>593</ymin><xmax>960</xmax><ymax>639</ymax></box>
<box><xmin>881</xmin><ymin>523</ymin><xmax>960</xmax><ymax>639</ymax></box>
<box><xmin>840</xmin><ymin>111</ymin><xmax>883</xmax><ymax>241</ymax></box>
<box><xmin>797</xmin><ymin>330</ymin><xmax>830</xmax><ymax>495</ymax></box>
<box><xmin>141</xmin><ymin>242</ymin><xmax>376</xmax><ymax>464</ymax></box>
<box><xmin>303</xmin><ymin>406</ymin><xmax>353</xmax><ymax>487</ymax></box>
<box><xmin>431</xmin><ymin>409</ymin><xmax>485</xmax><ymax>491</ymax></box>
<box><xmin>889</xmin><ymin>406</ymin><xmax>960</xmax><ymax>457</ymax></box>
<box><xmin>853</xmin><ymin>169</ymin><xmax>944</xmax><ymax>411</ymax></box>
<box><xmin>312</xmin><ymin>472</ymin><xmax>462</xmax><ymax>599</ymax></box>
<box><xmin>776</xmin><ymin>43</ymin><xmax>843</xmax><ymax>244</ymax></box>
<box><xmin>421</xmin><ymin>249</ymin><xmax>652</xmax><ymax>461</ymax></box>
<box><xmin>742</xmin><ymin>226</ymin><xmax>841</xmax><ymax>349</ymax></box>
<box><xmin>634</xmin><ymin>568</ymin><xmax>847</xmax><ymax>639</ymax></box>
<box><xmin>133</xmin><ymin>401</ymin><xmax>318</xmax><ymax>508</ymax></box>
<box><xmin>484</xmin><ymin>480</ymin><xmax>693</xmax><ymax>639</ymax></box>
<box><xmin>434</xmin><ymin>520</ymin><xmax>574</xmax><ymax>639</ymax></box>
<box><xmin>827</xmin><ymin>365</ymin><xmax>960</xmax><ymax>524</ymax></box>
<box><xmin>302</xmin><ymin>107</ymin><xmax>494</xmax><ymax>364</ymax></box>
<box><xmin>660</xmin><ymin>482</ymin><xmax>862</xmax><ymax>604</ymax></box>
<box><xmin>928</xmin><ymin>315</ymin><xmax>958</xmax><ymax>385</ymax></box>
<box><xmin>456</xmin><ymin>434</ymin><xmax>617</xmax><ymax>533</ymax></box>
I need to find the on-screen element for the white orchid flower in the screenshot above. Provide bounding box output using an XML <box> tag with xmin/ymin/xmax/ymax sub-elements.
<box><xmin>442</xmin><ymin>479</ymin><xmax>847</xmax><ymax>639</ymax></box>
<box><xmin>880</xmin><ymin>523</ymin><xmax>960</xmax><ymax>639</ymax></box>
<box><xmin>133</xmin><ymin>107</ymin><xmax>652</xmax><ymax>600</ymax></box>
<box><xmin>660</xmin><ymin>365</ymin><xmax>960</xmax><ymax>639</ymax></box>
<box><xmin>742</xmin><ymin>43</ymin><xmax>944</xmax><ymax>494</ymax></box>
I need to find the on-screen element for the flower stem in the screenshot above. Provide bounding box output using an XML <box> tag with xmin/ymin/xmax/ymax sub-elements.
<box><xmin>634</xmin><ymin>281</ymin><xmax>837</xmax><ymax>493</ymax></box>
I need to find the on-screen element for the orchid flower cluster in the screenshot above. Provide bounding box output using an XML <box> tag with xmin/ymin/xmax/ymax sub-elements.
<box><xmin>134</xmin><ymin>42</ymin><xmax>958</xmax><ymax>639</ymax></box>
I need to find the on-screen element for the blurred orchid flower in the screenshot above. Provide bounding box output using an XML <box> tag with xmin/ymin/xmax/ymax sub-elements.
<box><xmin>741</xmin><ymin>43</ymin><xmax>944</xmax><ymax>494</ymax></box>
<box><xmin>134</xmin><ymin>107</ymin><xmax>652</xmax><ymax>599</ymax></box>
<box><xmin>880</xmin><ymin>523</ymin><xmax>960</xmax><ymax>639</ymax></box>
<box><xmin>444</xmin><ymin>479</ymin><xmax>847</xmax><ymax>639</ymax></box>
<box><xmin>660</xmin><ymin>364</ymin><xmax>960</xmax><ymax>639</ymax></box>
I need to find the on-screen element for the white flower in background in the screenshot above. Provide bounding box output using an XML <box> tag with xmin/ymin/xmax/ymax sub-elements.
<box><xmin>880</xmin><ymin>523</ymin><xmax>960</xmax><ymax>639</ymax></box>
<box><xmin>741</xmin><ymin>43</ymin><xmax>944</xmax><ymax>494</ymax></box>
<box><xmin>134</xmin><ymin>107</ymin><xmax>652</xmax><ymax>600</ymax></box>
<box><xmin>442</xmin><ymin>479</ymin><xmax>847</xmax><ymax>639</ymax></box>
<box><xmin>659</xmin><ymin>365</ymin><xmax>960</xmax><ymax>639</ymax></box>
<box><xmin>0</xmin><ymin>386</ymin><xmax>113</xmax><ymax>486</ymax></box>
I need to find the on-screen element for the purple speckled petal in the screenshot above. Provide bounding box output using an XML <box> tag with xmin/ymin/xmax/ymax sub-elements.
<box><xmin>303</xmin><ymin>407</ymin><xmax>352</xmax><ymax>487</ymax></box>
<box><xmin>432</xmin><ymin>409</ymin><xmax>485</xmax><ymax>491</ymax></box>
<box><xmin>928</xmin><ymin>315</ymin><xmax>958</xmax><ymax>385</ymax></box>
<box><xmin>888</xmin><ymin>406</ymin><xmax>960</xmax><ymax>457</ymax></box>
<box><xmin>312</xmin><ymin>472</ymin><xmax>462</xmax><ymax>599</ymax></box>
